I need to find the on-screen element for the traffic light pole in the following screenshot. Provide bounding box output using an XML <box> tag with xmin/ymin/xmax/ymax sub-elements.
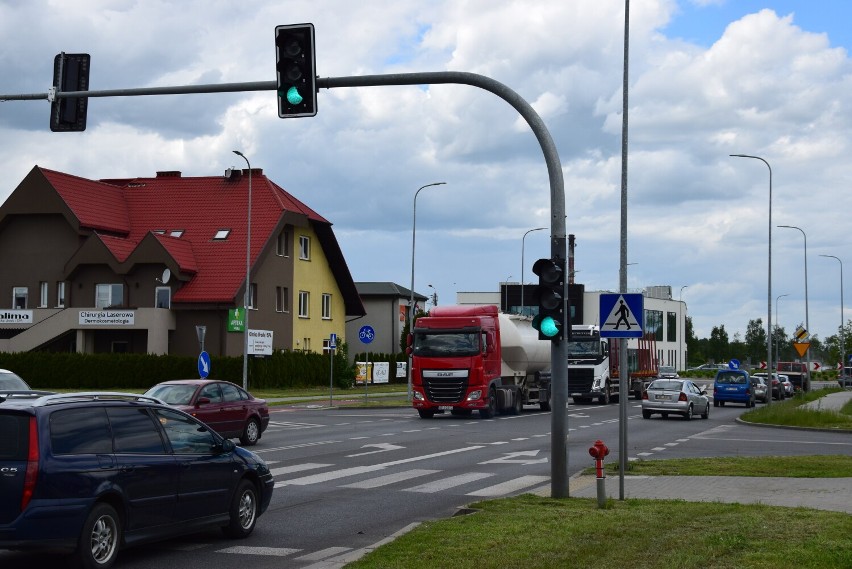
<box><xmin>2</xmin><ymin>70</ymin><xmax>570</xmax><ymax>498</ymax></box>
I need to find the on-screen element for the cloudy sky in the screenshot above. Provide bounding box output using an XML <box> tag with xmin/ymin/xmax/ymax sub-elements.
<box><xmin>1</xmin><ymin>0</ymin><xmax>851</xmax><ymax>347</ymax></box>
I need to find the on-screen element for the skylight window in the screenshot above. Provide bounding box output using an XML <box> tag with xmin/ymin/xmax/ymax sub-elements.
<box><xmin>214</xmin><ymin>229</ymin><xmax>231</xmax><ymax>240</ymax></box>
<box><xmin>170</xmin><ymin>229</ymin><xmax>184</xmax><ymax>238</ymax></box>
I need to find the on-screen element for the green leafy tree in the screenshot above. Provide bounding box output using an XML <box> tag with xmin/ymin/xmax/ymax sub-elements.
<box><xmin>708</xmin><ymin>325</ymin><xmax>729</xmax><ymax>362</ymax></box>
<box><xmin>745</xmin><ymin>318</ymin><xmax>767</xmax><ymax>363</ymax></box>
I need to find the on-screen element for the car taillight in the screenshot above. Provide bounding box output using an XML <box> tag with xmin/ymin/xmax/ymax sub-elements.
<box><xmin>678</xmin><ymin>392</ymin><xmax>688</xmax><ymax>402</ymax></box>
<box><xmin>21</xmin><ymin>416</ymin><xmax>39</xmax><ymax>512</ymax></box>
<box><xmin>642</xmin><ymin>391</ymin><xmax>648</xmax><ymax>400</ymax></box>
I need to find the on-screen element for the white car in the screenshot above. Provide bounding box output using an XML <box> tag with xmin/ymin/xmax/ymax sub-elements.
<box><xmin>657</xmin><ymin>366</ymin><xmax>679</xmax><ymax>379</ymax></box>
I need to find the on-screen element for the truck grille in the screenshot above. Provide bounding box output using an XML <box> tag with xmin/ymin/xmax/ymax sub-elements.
<box><xmin>567</xmin><ymin>368</ymin><xmax>594</xmax><ymax>394</ymax></box>
<box><xmin>422</xmin><ymin>371</ymin><xmax>469</xmax><ymax>403</ymax></box>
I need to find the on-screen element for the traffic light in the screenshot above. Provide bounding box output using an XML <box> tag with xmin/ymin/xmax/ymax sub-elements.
<box><xmin>531</xmin><ymin>257</ymin><xmax>565</xmax><ymax>341</ymax></box>
<box><xmin>50</xmin><ymin>53</ymin><xmax>90</xmax><ymax>132</ymax></box>
<box><xmin>275</xmin><ymin>23</ymin><xmax>317</xmax><ymax>118</ymax></box>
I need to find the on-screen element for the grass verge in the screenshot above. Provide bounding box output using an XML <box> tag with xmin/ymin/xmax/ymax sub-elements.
<box><xmin>593</xmin><ymin>455</ymin><xmax>852</xmax><ymax>477</ymax></box>
<box><xmin>740</xmin><ymin>387</ymin><xmax>852</xmax><ymax>430</ymax></box>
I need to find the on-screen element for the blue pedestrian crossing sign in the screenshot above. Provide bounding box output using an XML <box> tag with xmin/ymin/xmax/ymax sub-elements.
<box><xmin>599</xmin><ymin>293</ymin><xmax>644</xmax><ymax>338</ymax></box>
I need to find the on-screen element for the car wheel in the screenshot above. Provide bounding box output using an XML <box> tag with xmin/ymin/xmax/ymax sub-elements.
<box><xmin>683</xmin><ymin>405</ymin><xmax>693</xmax><ymax>420</ymax></box>
<box><xmin>713</xmin><ymin>400</ymin><xmax>719</xmax><ymax>408</ymax></box>
<box><xmin>223</xmin><ymin>479</ymin><xmax>258</xmax><ymax>538</ymax></box>
<box><xmin>417</xmin><ymin>409</ymin><xmax>435</xmax><ymax>419</ymax></box>
<box><xmin>239</xmin><ymin>418</ymin><xmax>261</xmax><ymax>446</ymax></box>
<box><xmin>701</xmin><ymin>402</ymin><xmax>710</xmax><ymax>419</ymax></box>
<box><xmin>642</xmin><ymin>410</ymin><xmax>651</xmax><ymax>419</ymax></box>
<box><xmin>661</xmin><ymin>413</ymin><xmax>668</xmax><ymax>419</ymax></box>
<box><xmin>479</xmin><ymin>388</ymin><xmax>497</xmax><ymax>419</ymax></box>
<box><xmin>78</xmin><ymin>503</ymin><xmax>121</xmax><ymax>569</ymax></box>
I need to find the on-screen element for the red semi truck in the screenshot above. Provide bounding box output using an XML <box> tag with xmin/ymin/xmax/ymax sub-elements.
<box><xmin>409</xmin><ymin>305</ymin><xmax>552</xmax><ymax>419</ymax></box>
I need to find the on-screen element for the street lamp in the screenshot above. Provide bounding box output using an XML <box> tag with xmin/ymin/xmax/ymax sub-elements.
<box><xmin>233</xmin><ymin>150</ymin><xmax>252</xmax><ymax>390</ymax></box>
<box><xmin>730</xmin><ymin>154</ymin><xmax>772</xmax><ymax>403</ymax></box>
<box><xmin>820</xmin><ymin>254</ymin><xmax>845</xmax><ymax>376</ymax></box>
<box><xmin>408</xmin><ymin>182</ymin><xmax>446</xmax><ymax>400</ymax></box>
<box><xmin>521</xmin><ymin>227</ymin><xmax>546</xmax><ymax>317</ymax></box>
<box><xmin>503</xmin><ymin>275</ymin><xmax>512</xmax><ymax>313</ymax></box>
<box><xmin>427</xmin><ymin>284</ymin><xmax>437</xmax><ymax>308</ymax></box>
<box><xmin>778</xmin><ymin>224</ymin><xmax>810</xmax><ymax>385</ymax></box>
<box><xmin>776</xmin><ymin>293</ymin><xmax>789</xmax><ymax>371</ymax></box>
<box><xmin>679</xmin><ymin>285</ymin><xmax>688</xmax><ymax>370</ymax></box>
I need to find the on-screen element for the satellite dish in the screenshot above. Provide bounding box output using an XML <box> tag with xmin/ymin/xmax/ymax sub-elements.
<box><xmin>161</xmin><ymin>268</ymin><xmax>171</xmax><ymax>284</ymax></box>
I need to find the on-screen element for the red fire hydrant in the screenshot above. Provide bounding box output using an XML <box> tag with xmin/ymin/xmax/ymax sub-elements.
<box><xmin>588</xmin><ymin>440</ymin><xmax>610</xmax><ymax>507</ymax></box>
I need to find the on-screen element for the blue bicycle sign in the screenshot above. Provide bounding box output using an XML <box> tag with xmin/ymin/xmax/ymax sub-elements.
<box><xmin>359</xmin><ymin>325</ymin><xmax>375</xmax><ymax>344</ymax></box>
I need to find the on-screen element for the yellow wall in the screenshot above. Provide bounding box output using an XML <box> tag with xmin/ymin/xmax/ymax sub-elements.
<box><xmin>292</xmin><ymin>226</ymin><xmax>347</xmax><ymax>353</ymax></box>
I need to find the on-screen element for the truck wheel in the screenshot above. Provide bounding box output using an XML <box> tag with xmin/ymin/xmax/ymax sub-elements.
<box><xmin>417</xmin><ymin>409</ymin><xmax>435</xmax><ymax>419</ymax></box>
<box><xmin>479</xmin><ymin>388</ymin><xmax>497</xmax><ymax>419</ymax></box>
<box><xmin>599</xmin><ymin>384</ymin><xmax>611</xmax><ymax>405</ymax></box>
<box><xmin>510</xmin><ymin>392</ymin><xmax>522</xmax><ymax>415</ymax></box>
<box><xmin>539</xmin><ymin>390</ymin><xmax>551</xmax><ymax>412</ymax></box>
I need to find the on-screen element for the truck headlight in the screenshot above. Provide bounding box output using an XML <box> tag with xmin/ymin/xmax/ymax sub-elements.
<box><xmin>413</xmin><ymin>391</ymin><xmax>424</xmax><ymax>401</ymax></box>
<box><xmin>466</xmin><ymin>390</ymin><xmax>482</xmax><ymax>401</ymax></box>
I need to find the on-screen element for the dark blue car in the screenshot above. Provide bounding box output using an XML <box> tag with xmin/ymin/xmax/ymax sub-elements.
<box><xmin>713</xmin><ymin>369</ymin><xmax>755</xmax><ymax>408</ymax></box>
<box><xmin>0</xmin><ymin>392</ymin><xmax>274</xmax><ymax>569</ymax></box>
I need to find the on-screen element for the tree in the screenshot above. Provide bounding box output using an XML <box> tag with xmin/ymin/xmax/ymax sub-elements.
<box><xmin>708</xmin><ymin>325</ymin><xmax>729</xmax><ymax>362</ymax></box>
<box><xmin>745</xmin><ymin>318</ymin><xmax>767</xmax><ymax>363</ymax></box>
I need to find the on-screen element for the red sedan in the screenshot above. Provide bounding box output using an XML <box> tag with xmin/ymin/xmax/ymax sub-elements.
<box><xmin>145</xmin><ymin>379</ymin><xmax>270</xmax><ymax>446</ymax></box>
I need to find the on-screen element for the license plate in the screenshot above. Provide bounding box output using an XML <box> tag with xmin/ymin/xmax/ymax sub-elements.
<box><xmin>439</xmin><ymin>406</ymin><xmax>454</xmax><ymax>411</ymax></box>
<box><xmin>725</xmin><ymin>387</ymin><xmax>737</xmax><ymax>391</ymax></box>
<box><xmin>656</xmin><ymin>395</ymin><xmax>671</xmax><ymax>400</ymax></box>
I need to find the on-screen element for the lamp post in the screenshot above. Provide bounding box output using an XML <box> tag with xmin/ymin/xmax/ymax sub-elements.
<box><xmin>778</xmin><ymin>224</ymin><xmax>811</xmax><ymax>386</ymax></box>
<box><xmin>521</xmin><ymin>227</ymin><xmax>546</xmax><ymax>317</ymax></box>
<box><xmin>503</xmin><ymin>275</ymin><xmax>512</xmax><ymax>313</ymax></box>
<box><xmin>730</xmin><ymin>154</ymin><xmax>772</xmax><ymax>403</ymax></box>
<box><xmin>820</xmin><ymin>254</ymin><xmax>845</xmax><ymax>376</ymax></box>
<box><xmin>780</xmin><ymin>294</ymin><xmax>790</xmax><ymax>368</ymax></box>
<box><xmin>233</xmin><ymin>150</ymin><xmax>252</xmax><ymax>390</ymax></box>
<box><xmin>679</xmin><ymin>285</ymin><xmax>688</xmax><ymax>370</ymax></box>
<box><xmin>427</xmin><ymin>284</ymin><xmax>437</xmax><ymax>308</ymax></box>
<box><xmin>408</xmin><ymin>182</ymin><xmax>446</xmax><ymax>400</ymax></box>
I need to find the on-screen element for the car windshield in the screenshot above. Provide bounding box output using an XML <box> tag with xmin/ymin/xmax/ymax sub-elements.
<box><xmin>648</xmin><ymin>380</ymin><xmax>681</xmax><ymax>391</ymax></box>
<box><xmin>145</xmin><ymin>384</ymin><xmax>197</xmax><ymax>405</ymax></box>
<box><xmin>0</xmin><ymin>372</ymin><xmax>30</xmax><ymax>391</ymax></box>
<box><xmin>659</xmin><ymin>366</ymin><xmax>676</xmax><ymax>374</ymax></box>
<box><xmin>413</xmin><ymin>331</ymin><xmax>481</xmax><ymax>357</ymax></box>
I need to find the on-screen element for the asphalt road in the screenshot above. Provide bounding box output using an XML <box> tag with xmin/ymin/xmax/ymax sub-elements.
<box><xmin>3</xmin><ymin>383</ymin><xmax>850</xmax><ymax>569</ymax></box>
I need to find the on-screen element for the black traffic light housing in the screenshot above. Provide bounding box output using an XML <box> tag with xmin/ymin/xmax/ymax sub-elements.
<box><xmin>531</xmin><ymin>256</ymin><xmax>566</xmax><ymax>341</ymax></box>
<box><xmin>50</xmin><ymin>53</ymin><xmax>90</xmax><ymax>132</ymax></box>
<box><xmin>275</xmin><ymin>23</ymin><xmax>317</xmax><ymax>118</ymax></box>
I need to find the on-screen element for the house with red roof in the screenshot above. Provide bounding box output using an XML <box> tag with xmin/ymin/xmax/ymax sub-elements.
<box><xmin>0</xmin><ymin>165</ymin><xmax>365</xmax><ymax>357</ymax></box>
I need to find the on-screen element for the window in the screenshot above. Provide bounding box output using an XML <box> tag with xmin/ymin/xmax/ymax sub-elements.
<box><xmin>50</xmin><ymin>408</ymin><xmax>112</xmax><ymax>454</ymax></box>
<box><xmin>39</xmin><ymin>282</ymin><xmax>48</xmax><ymax>308</ymax></box>
<box><xmin>247</xmin><ymin>283</ymin><xmax>257</xmax><ymax>309</ymax></box>
<box><xmin>298</xmin><ymin>291</ymin><xmax>309</xmax><ymax>318</ymax></box>
<box><xmin>96</xmin><ymin>283</ymin><xmax>124</xmax><ymax>308</ymax></box>
<box><xmin>322</xmin><ymin>293</ymin><xmax>332</xmax><ymax>320</ymax></box>
<box><xmin>276</xmin><ymin>230</ymin><xmax>289</xmax><ymax>256</ymax></box>
<box><xmin>154</xmin><ymin>408</ymin><xmax>217</xmax><ymax>455</ymax></box>
<box><xmin>667</xmin><ymin>312</ymin><xmax>677</xmax><ymax>342</ymax></box>
<box><xmin>299</xmin><ymin>235</ymin><xmax>310</xmax><ymax>260</ymax></box>
<box><xmin>56</xmin><ymin>281</ymin><xmax>66</xmax><ymax>308</ymax></box>
<box><xmin>169</xmin><ymin>229</ymin><xmax>184</xmax><ymax>238</ymax></box>
<box><xmin>221</xmin><ymin>383</ymin><xmax>247</xmax><ymax>402</ymax></box>
<box><xmin>13</xmin><ymin>287</ymin><xmax>27</xmax><ymax>309</ymax></box>
<box><xmin>214</xmin><ymin>229</ymin><xmax>231</xmax><ymax>240</ymax></box>
<box><xmin>644</xmin><ymin>309</ymin><xmax>663</xmax><ymax>342</ymax></box>
<box><xmin>155</xmin><ymin>287</ymin><xmax>171</xmax><ymax>309</ymax></box>
<box><xmin>199</xmin><ymin>383</ymin><xmax>223</xmax><ymax>403</ymax></box>
<box><xmin>276</xmin><ymin>286</ymin><xmax>289</xmax><ymax>313</ymax></box>
<box><xmin>302</xmin><ymin>337</ymin><xmax>311</xmax><ymax>351</ymax></box>
<box><xmin>107</xmin><ymin>407</ymin><xmax>167</xmax><ymax>454</ymax></box>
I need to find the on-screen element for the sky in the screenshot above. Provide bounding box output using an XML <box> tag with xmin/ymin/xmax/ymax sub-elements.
<box><xmin>1</xmin><ymin>0</ymin><xmax>851</xmax><ymax>347</ymax></box>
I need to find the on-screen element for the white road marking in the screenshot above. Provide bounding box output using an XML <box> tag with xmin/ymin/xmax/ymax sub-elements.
<box><xmin>404</xmin><ymin>472</ymin><xmax>495</xmax><ymax>493</ymax></box>
<box><xmin>466</xmin><ymin>475</ymin><xmax>550</xmax><ymax>497</ymax></box>
<box><xmin>218</xmin><ymin>546</ymin><xmax>301</xmax><ymax>556</ymax></box>
<box><xmin>340</xmin><ymin>469</ymin><xmax>439</xmax><ymax>489</ymax></box>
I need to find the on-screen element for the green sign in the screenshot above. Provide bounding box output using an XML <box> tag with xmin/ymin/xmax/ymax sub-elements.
<box><xmin>228</xmin><ymin>308</ymin><xmax>245</xmax><ymax>332</ymax></box>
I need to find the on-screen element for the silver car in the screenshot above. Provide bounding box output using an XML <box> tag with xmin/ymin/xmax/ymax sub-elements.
<box><xmin>657</xmin><ymin>365</ymin><xmax>679</xmax><ymax>379</ymax></box>
<box><xmin>642</xmin><ymin>379</ymin><xmax>710</xmax><ymax>420</ymax></box>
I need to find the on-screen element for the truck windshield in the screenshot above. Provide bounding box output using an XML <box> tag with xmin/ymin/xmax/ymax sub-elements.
<box><xmin>413</xmin><ymin>331</ymin><xmax>481</xmax><ymax>357</ymax></box>
<box><xmin>566</xmin><ymin>339</ymin><xmax>599</xmax><ymax>357</ymax></box>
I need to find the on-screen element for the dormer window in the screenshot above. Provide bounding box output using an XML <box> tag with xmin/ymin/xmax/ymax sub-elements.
<box><xmin>214</xmin><ymin>229</ymin><xmax>231</xmax><ymax>240</ymax></box>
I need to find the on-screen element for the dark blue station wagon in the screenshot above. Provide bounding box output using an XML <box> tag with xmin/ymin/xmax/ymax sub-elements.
<box><xmin>0</xmin><ymin>392</ymin><xmax>274</xmax><ymax>569</ymax></box>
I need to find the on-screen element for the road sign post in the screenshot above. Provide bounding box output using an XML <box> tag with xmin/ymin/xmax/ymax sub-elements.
<box><xmin>359</xmin><ymin>326</ymin><xmax>375</xmax><ymax>402</ymax></box>
<box><xmin>329</xmin><ymin>333</ymin><xmax>337</xmax><ymax>407</ymax></box>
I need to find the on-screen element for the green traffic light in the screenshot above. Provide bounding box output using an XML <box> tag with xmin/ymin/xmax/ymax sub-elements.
<box><xmin>286</xmin><ymin>86</ymin><xmax>303</xmax><ymax>105</ymax></box>
<box><xmin>539</xmin><ymin>316</ymin><xmax>560</xmax><ymax>337</ymax></box>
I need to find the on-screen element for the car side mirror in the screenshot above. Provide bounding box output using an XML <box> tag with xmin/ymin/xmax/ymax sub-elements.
<box><xmin>219</xmin><ymin>439</ymin><xmax>236</xmax><ymax>453</ymax></box>
<box><xmin>196</xmin><ymin>396</ymin><xmax>211</xmax><ymax>406</ymax></box>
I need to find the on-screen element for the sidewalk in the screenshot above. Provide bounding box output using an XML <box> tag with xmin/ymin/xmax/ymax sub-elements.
<box><xmin>564</xmin><ymin>389</ymin><xmax>852</xmax><ymax>514</ymax></box>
